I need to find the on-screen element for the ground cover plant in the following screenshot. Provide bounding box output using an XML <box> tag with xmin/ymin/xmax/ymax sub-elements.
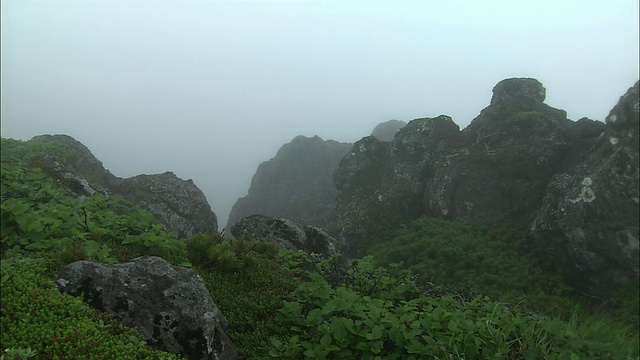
<box><xmin>368</xmin><ymin>216</ymin><xmax>640</xmax><ymax>324</ymax></box>
<box><xmin>184</xmin><ymin>233</ymin><xmax>301</xmax><ymax>358</ymax></box>
<box><xmin>271</xmin><ymin>254</ymin><xmax>639</xmax><ymax>359</ymax></box>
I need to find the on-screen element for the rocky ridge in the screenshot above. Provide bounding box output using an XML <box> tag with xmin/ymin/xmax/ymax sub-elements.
<box><xmin>23</xmin><ymin>135</ymin><xmax>217</xmax><ymax>238</ymax></box>
<box><xmin>329</xmin><ymin>78</ymin><xmax>638</xmax><ymax>296</ymax></box>
<box><xmin>228</xmin><ymin>135</ymin><xmax>352</xmax><ymax>228</ymax></box>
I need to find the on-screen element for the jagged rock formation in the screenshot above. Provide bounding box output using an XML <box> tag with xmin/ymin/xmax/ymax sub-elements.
<box><xmin>54</xmin><ymin>256</ymin><xmax>237</xmax><ymax>360</ymax></box>
<box><xmin>371</xmin><ymin>120</ymin><xmax>407</xmax><ymax>141</ymax></box>
<box><xmin>334</xmin><ymin>77</ymin><xmax>601</xmax><ymax>256</ymax></box>
<box><xmin>22</xmin><ymin>135</ymin><xmax>217</xmax><ymax>237</ymax></box>
<box><xmin>230</xmin><ymin>214</ymin><xmax>339</xmax><ymax>257</ymax></box>
<box><xmin>228</xmin><ymin>135</ymin><xmax>352</xmax><ymax>228</ymax></box>
<box><xmin>528</xmin><ymin>81</ymin><xmax>639</xmax><ymax>296</ymax></box>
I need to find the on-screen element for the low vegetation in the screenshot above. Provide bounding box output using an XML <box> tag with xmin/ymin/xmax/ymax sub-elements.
<box><xmin>1</xmin><ymin>137</ymin><xmax>638</xmax><ymax>359</ymax></box>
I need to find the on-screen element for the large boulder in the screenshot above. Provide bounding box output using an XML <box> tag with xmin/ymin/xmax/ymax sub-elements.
<box><xmin>54</xmin><ymin>256</ymin><xmax>236</xmax><ymax>360</ymax></box>
<box><xmin>490</xmin><ymin>77</ymin><xmax>547</xmax><ymax>109</ymax></box>
<box><xmin>228</xmin><ymin>135</ymin><xmax>352</xmax><ymax>228</ymax></box>
<box><xmin>112</xmin><ymin>172</ymin><xmax>218</xmax><ymax>238</ymax></box>
<box><xmin>528</xmin><ymin>81</ymin><xmax>639</xmax><ymax>296</ymax></box>
<box><xmin>230</xmin><ymin>214</ymin><xmax>339</xmax><ymax>257</ymax></box>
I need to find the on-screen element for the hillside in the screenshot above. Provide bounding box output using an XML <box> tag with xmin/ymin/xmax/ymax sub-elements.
<box><xmin>1</xmin><ymin>135</ymin><xmax>218</xmax><ymax>238</ymax></box>
<box><xmin>1</xmin><ymin>126</ymin><xmax>638</xmax><ymax>359</ymax></box>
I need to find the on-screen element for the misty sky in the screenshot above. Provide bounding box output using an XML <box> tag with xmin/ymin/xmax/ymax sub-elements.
<box><xmin>2</xmin><ymin>0</ymin><xmax>639</xmax><ymax>228</ymax></box>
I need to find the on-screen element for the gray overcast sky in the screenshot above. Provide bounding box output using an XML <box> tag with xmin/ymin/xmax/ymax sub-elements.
<box><xmin>1</xmin><ymin>0</ymin><xmax>639</xmax><ymax>228</ymax></box>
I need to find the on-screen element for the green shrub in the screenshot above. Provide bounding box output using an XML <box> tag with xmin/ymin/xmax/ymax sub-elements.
<box><xmin>272</xmin><ymin>254</ymin><xmax>639</xmax><ymax>359</ymax></box>
<box><xmin>184</xmin><ymin>233</ymin><xmax>280</xmax><ymax>272</ymax></box>
<box><xmin>1</xmin><ymin>161</ymin><xmax>190</xmax><ymax>268</ymax></box>
<box><xmin>612</xmin><ymin>278</ymin><xmax>640</xmax><ymax>330</ymax></box>
<box><xmin>197</xmin><ymin>249</ymin><xmax>300</xmax><ymax>359</ymax></box>
<box><xmin>367</xmin><ymin>217</ymin><xmax>571</xmax><ymax>314</ymax></box>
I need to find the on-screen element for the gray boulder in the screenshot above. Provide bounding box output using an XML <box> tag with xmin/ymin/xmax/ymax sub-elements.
<box><xmin>54</xmin><ymin>256</ymin><xmax>237</xmax><ymax>360</ymax></box>
<box><xmin>490</xmin><ymin>77</ymin><xmax>547</xmax><ymax>108</ymax></box>
<box><xmin>230</xmin><ymin>214</ymin><xmax>339</xmax><ymax>257</ymax></box>
<box><xmin>112</xmin><ymin>172</ymin><xmax>218</xmax><ymax>238</ymax></box>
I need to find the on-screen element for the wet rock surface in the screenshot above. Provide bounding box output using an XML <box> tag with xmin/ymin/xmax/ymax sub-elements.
<box><xmin>528</xmin><ymin>81</ymin><xmax>639</xmax><ymax>295</ymax></box>
<box><xmin>54</xmin><ymin>256</ymin><xmax>237</xmax><ymax>360</ymax></box>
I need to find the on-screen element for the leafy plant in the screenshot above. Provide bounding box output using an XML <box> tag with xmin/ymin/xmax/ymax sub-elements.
<box><xmin>185</xmin><ymin>233</ymin><xmax>280</xmax><ymax>272</ymax></box>
<box><xmin>367</xmin><ymin>217</ymin><xmax>573</xmax><ymax>315</ymax></box>
<box><xmin>272</xmin><ymin>253</ymin><xmax>640</xmax><ymax>359</ymax></box>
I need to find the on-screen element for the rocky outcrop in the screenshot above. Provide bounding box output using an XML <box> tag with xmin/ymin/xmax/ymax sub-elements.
<box><xmin>528</xmin><ymin>81</ymin><xmax>639</xmax><ymax>295</ymax></box>
<box><xmin>333</xmin><ymin>79</ymin><xmax>576</xmax><ymax>255</ymax></box>
<box><xmin>230</xmin><ymin>214</ymin><xmax>339</xmax><ymax>257</ymax></box>
<box><xmin>228</xmin><ymin>135</ymin><xmax>352</xmax><ymax>228</ymax></box>
<box><xmin>422</xmin><ymin>78</ymin><xmax>597</xmax><ymax>225</ymax></box>
<box><xmin>27</xmin><ymin>153</ymin><xmax>106</xmax><ymax>197</ymax></box>
<box><xmin>371</xmin><ymin>120</ymin><xmax>407</xmax><ymax>141</ymax></box>
<box><xmin>54</xmin><ymin>256</ymin><xmax>237</xmax><ymax>360</ymax></box>
<box><xmin>22</xmin><ymin>134</ymin><xmax>217</xmax><ymax>237</ymax></box>
<box><xmin>111</xmin><ymin>172</ymin><xmax>217</xmax><ymax>238</ymax></box>
<box><xmin>28</xmin><ymin>134</ymin><xmax>118</xmax><ymax>188</ymax></box>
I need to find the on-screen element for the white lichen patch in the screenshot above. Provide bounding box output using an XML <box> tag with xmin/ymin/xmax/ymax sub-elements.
<box><xmin>607</xmin><ymin>114</ymin><xmax>617</xmax><ymax>123</ymax></box>
<box><xmin>609</xmin><ymin>137</ymin><xmax>619</xmax><ymax>145</ymax></box>
<box><xmin>569</xmin><ymin>177</ymin><xmax>596</xmax><ymax>204</ymax></box>
<box><xmin>617</xmin><ymin>232</ymin><xmax>639</xmax><ymax>258</ymax></box>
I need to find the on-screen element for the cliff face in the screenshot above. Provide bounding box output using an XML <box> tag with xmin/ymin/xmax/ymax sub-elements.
<box><xmin>23</xmin><ymin>135</ymin><xmax>217</xmax><ymax>238</ymax></box>
<box><xmin>331</xmin><ymin>78</ymin><xmax>638</xmax><ymax>296</ymax></box>
<box><xmin>228</xmin><ymin>135</ymin><xmax>352</xmax><ymax>228</ymax></box>
<box><xmin>528</xmin><ymin>81</ymin><xmax>639</xmax><ymax>295</ymax></box>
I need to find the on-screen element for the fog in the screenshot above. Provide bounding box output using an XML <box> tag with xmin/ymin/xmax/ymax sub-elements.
<box><xmin>1</xmin><ymin>0</ymin><xmax>638</xmax><ymax>228</ymax></box>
